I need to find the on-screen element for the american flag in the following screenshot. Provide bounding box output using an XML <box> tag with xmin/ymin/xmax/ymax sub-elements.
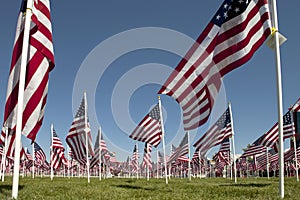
<box><xmin>51</xmin><ymin>129</ymin><xmax>67</xmax><ymax>169</ymax></box>
<box><xmin>34</xmin><ymin>142</ymin><xmax>46</xmax><ymax>166</ymax></box>
<box><xmin>291</xmin><ymin>98</ymin><xmax>300</xmax><ymax>112</ymax></box>
<box><xmin>66</xmin><ymin>95</ymin><xmax>94</xmax><ymax>165</ymax></box>
<box><xmin>158</xmin><ymin>151</ymin><xmax>164</xmax><ymax>164</ymax></box>
<box><xmin>241</xmin><ymin>136</ymin><xmax>266</xmax><ymax>158</ymax></box>
<box><xmin>25</xmin><ymin>148</ymin><xmax>33</xmax><ymax>161</ymax></box>
<box><xmin>142</xmin><ymin>143</ymin><xmax>152</xmax><ymax>171</ymax></box>
<box><xmin>131</xmin><ymin>144</ymin><xmax>139</xmax><ymax>173</ymax></box>
<box><xmin>90</xmin><ymin>130</ymin><xmax>108</xmax><ymax>168</ymax></box>
<box><xmin>0</xmin><ymin>0</ymin><xmax>55</xmax><ymax>153</ymax></box>
<box><xmin>193</xmin><ymin>107</ymin><xmax>232</xmax><ymax>156</ymax></box>
<box><xmin>129</xmin><ymin>104</ymin><xmax>162</xmax><ymax>147</ymax></box>
<box><xmin>259</xmin><ymin>111</ymin><xmax>295</xmax><ymax>149</ymax></box>
<box><xmin>219</xmin><ymin>138</ymin><xmax>230</xmax><ymax>152</ymax></box>
<box><xmin>158</xmin><ymin>0</ymin><xmax>271</xmax><ymax>130</ymax></box>
<box><xmin>168</xmin><ymin>133</ymin><xmax>189</xmax><ymax>165</ymax></box>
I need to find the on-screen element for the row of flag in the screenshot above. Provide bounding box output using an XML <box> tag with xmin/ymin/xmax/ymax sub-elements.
<box><xmin>0</xmin><ymin>0</ymin><xmax>292</xmax><ymax>198</ymax></box>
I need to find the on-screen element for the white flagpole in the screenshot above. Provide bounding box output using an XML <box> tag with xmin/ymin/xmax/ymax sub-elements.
<box><xmin>1</xmin><ymin>125</ymin><xmax>8</xmax><ymax>182</ymax></box>
<box><xmin>12</xmin><ymin>0</ymin><xmax>33</xmax><ymax>198</ymax></box>
<box><xmin>83</xmin><ymin>91</ymin><xmax>90</xmax><ymax>183</ymax></box>
<box><xmin>67</xmin><ymin>146</ymin><xmax>70</xmax><ymax>179</ymax></box>
<box><xmin>99</xmin><ymin>127</ymin><xmax>102</xmax><ymax>181</ymax></box>
<box><xmin>228</xmin><ymin>103</ymin><xmax>237</xmax><ymax>183</ymax></box>
<box><xmin>266</xmin><ymin>147</ymin><xmax>270</xmax><ymax>179</ymax></box>
<box><xmin>293</xmin><ymin>136</ymin><xmax>299</xmax><ymax>182</ymax></box>
<box><xmin>32</xmin><ymin>143</ymin><xmax>35</xmax><ymax>179</ymax></box>
<box><xmin>158</xmin><ymin>96</ymin><xmax>168</xmax><ymax>184</ymax></box>
<box><xmin>50</xmin><ymin>124</ymin><xmax>54</xmax><ymax>181</ymax></box>
<box><xmin>270</xmin><ymin>0</ymin><xmax>284</xmax><ymax>198</ymax></box>
<box><xmin>187</xmin><ymin>131</ymin><xmax>191</xmax><ymax>181</ymax></box>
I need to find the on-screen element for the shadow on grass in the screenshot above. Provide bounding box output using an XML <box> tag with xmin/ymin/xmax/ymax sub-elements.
<box><xmin>0</xmin><ymin>184</ymin><xmax>25</xmax><ymax>196</ymax></box>
<box><xmin>219</xmin><ymin>183</ymin><xmax>271</xmax><ymax>188</ymax></box>
<box><xmin>114</xmin><ymin>184</ymin><xmax>154</xmax><ymax>191</ymax></box>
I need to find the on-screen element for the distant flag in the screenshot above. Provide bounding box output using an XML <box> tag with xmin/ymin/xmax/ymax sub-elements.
<box><xmin>241</xmin><ymin>136</ymin><xmax>266</xmax><ymax>158</ymax></box>
<box><xmin>51</xmin><ymin>128</ymin><xmax>67</xmax><ymax>169</ymax></box>
<box><xmin>158</xmin><ymin>151</ymin><xmax>164</xmax><ymax>164</ymax></box>
<box><xmin>259</xmin><ymin>111</ymin><xmax>295</xmax><ymax>150</ymax></box>
<box><xmin>131</xmin><ymin>144</ymin><xmax>139</xmax><ymax>173</ymax></box>
<box><xmin>25</xmin><ymin>149</ymin><xmax>33</xmax><ymax>161</ymax></box>
<box><xmin>193</xmin><ymin>107</ymin><xmax>232</xmax><ymax>156</ymax></box>
<box><xmin>90</xmin><ymin>130</ymin><xmax>107</xmax><ymax>168</ymax></box>
<box><xmin>129</xmin><ymin>104</ymin><xmax>162</xmax><ymax>147</ymax></box>
<box><xmin>66</xmin><ymin>95</ymin><xmax>94</xmax><ymax>164</ymax></box>
<box><xmin>291</xmin><ymin>98</ymin><xmax>300</xmax><ymax>112</ymax></box>
<box><xmin>168</xmin><ymin>133</ymin><xmax>189</xmax><ymax>164</ymax></box>
<box><xmin>142</xmin><ymin>143</ymin><xmax>152</xmax><ymax>171</ymax></box>
<box><xmin>0</xmin><ymin>0</ymin><xmax>55</xmax><ymax>146</ymax></box>
<box><xmin>158</xmin><ymin>0</ymin><xmax>271</xmax><ymax>130</ymax></box>
<box><xmin>219</xmin><ymin>138</ymin><xmax>230</xmax><ymax>153</ymax></box>
<box><xmin>34</xmin><ymin>142</ymin><xmax>46</xmax><ymax>166</ymax></box>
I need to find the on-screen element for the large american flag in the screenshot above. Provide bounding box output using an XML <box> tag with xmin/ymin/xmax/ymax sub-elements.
<box><xmin>34</xmin><ymin>142</ymin><xmax>46</xmax><ymax>166</ymax></box>
<box><xmin>142</xmin><ymin>143</ymin><xmax>152</xmax><ymax>171</ymax></box>
<box><xmin>66</xmin><ymin>96</ymin><xmax>94</xmax><ymax>165</ymax></box>
<box><xmin>259</xmin><ymin>111</ymin><xmax>295</xmax><ymax>149</ymax></box>
<box><xmin>129</xmin><ymin>104</ymin><xmax>162</xmax><ymax>147</ymax></box>
<box><xmin>193</xmin><ymin>107</ymin><xmax>232</xmax><ymax>156</ymax></box>
<box><xmin>0</xmin><ymin>0</ymin><xmax>55</xmax><ymax>149</ymax></box>
<box><xmin>158</xmin><ymin>0</ymin><xmax>271</xmax><ymax>130</ymax></box>
<box><xmin>51</xmin><ymin>129</ymin><xmax>67</xmax><ymax>170</ymax></box>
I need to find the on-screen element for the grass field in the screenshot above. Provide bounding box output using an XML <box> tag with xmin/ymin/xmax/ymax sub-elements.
<box><xmin>0</xmin><ymin>176</ymin><xmax>300</xmax><ymax>199</ymax></box>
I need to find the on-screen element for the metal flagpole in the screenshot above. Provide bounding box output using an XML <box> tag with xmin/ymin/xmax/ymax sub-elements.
<box><xmin>67</xmin><ymin>146</ymin><xmax>70</xmax><ymax>179</ymax></box>
<box><xmin>12</xmin><ymin>0</ymin><xmax>33</xmax><ymax>198</ymax></box>
<box><xmin>269</xmin><ymin>0</ymin><xmax>285</xmax><ymax>198</ymax></box>
<box><xmin>84</xmin><ymin>91</ymin><xmax>90</xmax><ymax>183</ymax></box>
<box><xmin>187</xmin><ymin>131</ymin><xmax>191</xmax><ymax>181</ymax></box>
<box><xmin>32</xmin><ymin>143</ymin><xmax>35</xmax><ymax>179</ymax></box>
<box><xmin>158</xmin><ymin>96</ymin><xmax>168</xmax><ymax>184</ymax></box>
<box><xmin>136</xmin><ymin>143</ymin><xmax>139</xmax><ymax>179</ymax></box>
<box><xmin>99</xmin><ymin>127</ymin><xmax>102</xmax><ymax>181</ymax></box>
<box><xmin>228</xmin><ymin>103</ymin><xmax>237</xmax><ymax>183</ymax></box>
<box><xmin>50</xmin><ymin>124</ymin><xmax>54</xmax><ymax>180</ymax></box>
<box><xmin>266</xmin><ymin>147</ymin><xmax>270</xmax><ymax>179</ymax></box>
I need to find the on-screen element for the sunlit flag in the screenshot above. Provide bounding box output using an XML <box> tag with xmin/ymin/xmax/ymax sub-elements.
<box><xmin>158</xmin><ymin>0</ymin><xmax>271</xmax><ymax>130</ymax></box>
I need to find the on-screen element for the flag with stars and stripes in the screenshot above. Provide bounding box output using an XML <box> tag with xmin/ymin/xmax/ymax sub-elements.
<box><xmin>66</xmin><ymin>96</ymin><xmax>94</xmax><ymax>165</ymax></box>
<box><xmin>219</xmin><ymin>138</ymin><xmax>230</xmax><ymax>153</ymax></box>
<box><xmin>142</xmin><ymin>143</ymin><xmax>152</xmax><ymax>171</ymax></box>
<box><xmin>158</xmin><ymin>0</ymin><xmax>271</xmax><ymax>130</ymax></box>
<box><xmin>131</xmin><ymin>144</ymin><xmax>139</xmax><ymax>173</ymax></box>
<box><xmin>51</xmin><ymin>128</ymin><xmax>68</xmax><ymax>169</ymax></box>
<box><xmin>168</xmin><ymin>133</ymin><xmax>189</xmax><ymax>165</ymax></box>
<box><xmin>259</xmin><ymin>111</ymin><xmax>295</xmax><ymax>150</ymax></box>
<box><xmin>129</xmin><ymin>104</ymin><xmax>162</xmax><ymax>147</ymax></box>
<box><xmin>193</xmin><ymin>107</ymin><xmax>232</xmax><ymax>156</ymax></box>
<box><xmin>34</xmin><ymin>142</ymin><xmax>46</xmax><ymax>166</ymax></box>
<box><xmin>0</xmin><ymin>0</ymin><xmax>55</xmax><ymax>149</ymax></box>
<box><xmin>241</xmin><ymin>135</ymin><xmax>266</xmax><ymax>158</ymax></box>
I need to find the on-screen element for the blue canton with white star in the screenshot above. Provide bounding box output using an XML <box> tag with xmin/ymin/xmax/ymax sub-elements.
<box><xmin>216</xmin><ymin>108</ymin><xmax>231</xmax><ymax>128</ymax></box>
<box><xmin>212</xmin><ymin>0</ymin><xmax>251</xmax><ymax>27</ymax></box>
<box><xmin>148</xmin><ymin>104</ymin><xmax>160</xmax><ymax>120</ymax></box>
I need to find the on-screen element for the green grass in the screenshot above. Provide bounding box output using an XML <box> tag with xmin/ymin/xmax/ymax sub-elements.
<box><xmin>0</xmin><ymin>176</ymin><xmax>300</xmax><ymax>199</ymax></box>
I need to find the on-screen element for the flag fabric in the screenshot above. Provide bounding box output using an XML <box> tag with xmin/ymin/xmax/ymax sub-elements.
<box><xmin>25</xmin><ymin>148</ymin><xmax>33</xmax><ymax>161</ymax></box>
<box><xmin>158</xmin><ymin>151</ymin><xmax>164</xmax><ymax>164</ymax></box>
<box><xmin>34</xmin><ymin>142</ymin><xmax>46</xmax><ymax>166</ymax></box>
<box><xmin>219</xmin><ymin>138</ymin><xmax>230</xmax><ymax>152</ymax></box>
<box><xmin>90</xmin><ymin>131</ymin><xmax>108</xmax><ymax>168</ymax></box>
<box><xmin>51</xmin><ymin>129</ymin><xmax>67</xmax><ymax>169</ymax></box>
<box><xmin>0</xmin><ymin>0</ymin><xmax>55</xmax><ymax>147</ymax></box>
<box><xmin>131</xmin><ymin>144</ymin><xmax>139</xmax><ymax>172</ymax></box>
<box><xmin>66</xmin><ymin>96</ymin><xmax>94</xmax><ymax>164</ymax></box>
<box><xmin>168</xmin><ymin>133</ymin><xmax>189</xmax><ymax>164</ymax></box>
<box><xmin>241</xmin><ymin>136</ymin><xmax>266</xmax><ymax>158</ymax></box>
<box><xmin>142</xmin><ymin>143</ymin><xmax>152</xmax><ymax>170</ymax></box>
<box><xmin>129</xmin><ymin>104</ymin><xmax>162</xmax><ymax>147</ymax></box>
<box><xmin>291</xmin><ymin>98</ymin><xmax>300</xmax><ymax>112</ymax></box>
<box><xmin>158</xmin><ymin>0</ymin><xmax>271</xmax><ymax>130</ymax></box>
<box><xmin>259</xmin><ymin>111</ymin><xmax>295</xmax><ymax>149</ymax></box>
<box><xmin>193</xmin><ymin>107</ymin><xmax>232</xmax><ymax>156</ymax></box>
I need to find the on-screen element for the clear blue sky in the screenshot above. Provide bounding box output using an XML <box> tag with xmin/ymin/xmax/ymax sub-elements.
<box><xmin>0</xmin><ymin>0</ymin><xmax>299</xmax><ymax>162</ymax></box>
